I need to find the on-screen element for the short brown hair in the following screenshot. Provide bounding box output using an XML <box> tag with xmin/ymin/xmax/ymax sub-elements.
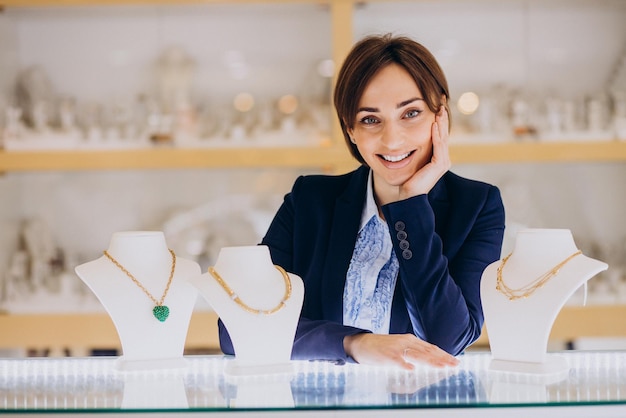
<box><xmin>334</xmin><ymin>33</ymin><xmax>451</xmax><ymax>165</ymax></box>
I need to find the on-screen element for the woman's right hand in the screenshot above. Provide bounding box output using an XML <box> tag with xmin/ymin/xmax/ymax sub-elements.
<box><xmin>343</xmin><ymin>332</ymin><xmax>459</xmax><ymax>370</ymax></box>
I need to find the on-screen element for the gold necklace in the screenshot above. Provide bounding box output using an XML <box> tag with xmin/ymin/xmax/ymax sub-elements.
<box><xmin>208</xmin><ymin>265</ymin><xmax>292</xmax><ymax>315</ymax></box>
<box><xmin>103</xmin><ymin>249</ymin><xmax>176</xmax><ymax>322</ymax></box>
<box><xmin>496</xmin><ymin>250</ymin><xmax>582</xmax><ymax>301</ymax></box>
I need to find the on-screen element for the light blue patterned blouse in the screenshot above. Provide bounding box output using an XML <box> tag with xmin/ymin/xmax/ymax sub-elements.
<box><xmin>343</xmin><ymin>170</ymin><xmax>400</xmax><ymax>334</ymax></box>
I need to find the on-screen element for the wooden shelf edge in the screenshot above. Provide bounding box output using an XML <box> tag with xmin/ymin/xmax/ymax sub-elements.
<box><xmin>0</xmin><ymin>146</ymin><xmax>355</xmax><ymax>171</ymax></box>
<box><xmin>450</xmin><ymin>140</ymin><xmax>626</xmax><ymax>164</ymax></box>
<box><xmin>1</xmin><ymin>141</ymin><xmax>625</xmax><ymax>172</ymax></box>
<box><xmin>474</xmin><ymin>304</ymin><xmax>626</xmax><ymax>347</ymax></box>
<box><xmin>0</xmin><ymin>311</ymin><xmax>220</xmax><ymax>350</ymax></box>
<box><xmin>2</xmin><ymin>305</ymin><xmax>625</xmax><ymax>352</ymax></box>
<box><xmin>1</xmin><ymin>0</ymin><xmax>330</xmax><ymax>7</ymax></box>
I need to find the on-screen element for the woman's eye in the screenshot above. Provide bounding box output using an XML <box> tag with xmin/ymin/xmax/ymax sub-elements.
<box><xmin>404</xmin><ymin>109</ymin><xmax>421</xmax><ymax>119</ymax></box>
<box><xmin>360</xmin><ymin>116</ymin><xmax>379</xmax><ymax>125</ymax></box>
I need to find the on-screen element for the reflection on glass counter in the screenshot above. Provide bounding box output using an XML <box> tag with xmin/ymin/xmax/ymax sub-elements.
<box><xmin>0</xmin><ymin>352</ymin><xmax>624</xmax><ymax>414</ymax></box>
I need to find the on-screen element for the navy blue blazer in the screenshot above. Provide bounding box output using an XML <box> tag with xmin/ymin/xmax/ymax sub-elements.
<box><xmin>219</xmin><ymin>165</ymin><xmax>505</xmax><ymax>362</ymax></box>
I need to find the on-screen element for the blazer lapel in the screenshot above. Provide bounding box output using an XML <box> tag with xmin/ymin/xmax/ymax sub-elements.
<box><xmin>321</xmin><ymin>166</ymin><xmax>369</xmax><ymax>322</ymax></box>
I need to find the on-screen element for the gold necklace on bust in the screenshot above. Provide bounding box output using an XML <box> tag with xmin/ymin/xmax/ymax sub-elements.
<box><xmin>103</xmin><ymin>249</ymin><xmax>176</xmax><ymax>322</ymax></box>
<box><xmin>496</xmin><ymin>250</ymin><xmax>583</xmax><ymax>301</ymax></box>
<box><xmin>208</xmin><ymin>265</ymin><xmax>292</xmax><ymax>315</ymax></box>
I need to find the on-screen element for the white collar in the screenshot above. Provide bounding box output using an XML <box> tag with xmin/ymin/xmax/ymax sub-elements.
<box><xmin>359</xmin><ymin>169</ymin><xmax>380</xmax><ymax>232</ymax></box>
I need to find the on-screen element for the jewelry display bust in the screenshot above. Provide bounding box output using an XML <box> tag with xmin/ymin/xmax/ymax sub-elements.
<box><xmin>480</xmin><ymin>229</ymin><xmax>608</xmax><ymax>376</ymax></box>
<box><xmin>190</xmin><ymin>245</ymin><xmax>304</xmax><ymax>376</ymax></box>
<box><xmin>75</xmin><ymin>231</ymin><xmax>200</xmax><ymax>371</ymax></box>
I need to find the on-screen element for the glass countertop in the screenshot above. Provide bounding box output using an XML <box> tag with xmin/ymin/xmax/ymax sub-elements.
<box><xmin>0</xmin><ymin>351</ymin><xmax>625</xmax><ymax>415</ymax></box>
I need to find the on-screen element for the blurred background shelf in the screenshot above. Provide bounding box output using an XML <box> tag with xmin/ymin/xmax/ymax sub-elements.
<box><xmin>2</xmin><ymin>141</ymin><xmax>625</xmax><ymax>172</ymax></box>
<box><xmin>450</xmin><ymin>140</ymin><xmax>626</xmax><ymax>164</ymax></box>
<box><xmin>3</xmin><ymin>305</ymin><xmax>625</xmax><ymax>356</ymax></box>
<box><xmin>0</xmin><ymin>145</ymin><xmax>353</xmax><ymax>171</ymax></box>
<box><xmin>471</xmin><ymin>304</ymin><xmax>626</xmax><ymax>351</ymax></box>
<box><xmin>0</xmin><ymin>311</ymin><xmax>221</xmax><ymax>356</ymax></box>
<box><xmin>0</xmin><ymin>0</ymin><xmax>624</xmax><ymax>357</ymax></box>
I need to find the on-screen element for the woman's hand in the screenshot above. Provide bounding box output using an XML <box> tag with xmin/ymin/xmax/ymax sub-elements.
<box><xmin>399</xmin><ymin>106</ymin><xmax>451</xmax><ymax>200</ymax></box>
<box><xmin>343</xmin><ymin>332</ymin><xmax>459</xmax><ymax>370</ymax></box>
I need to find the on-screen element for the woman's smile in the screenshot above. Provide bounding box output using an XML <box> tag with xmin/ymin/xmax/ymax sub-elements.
<box><xmin>379</xmin><ymin>150</ymin><xmax>414</xmax><ymax>163</ymax></box>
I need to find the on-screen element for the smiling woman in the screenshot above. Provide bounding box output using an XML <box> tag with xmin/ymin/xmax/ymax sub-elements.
<box><xmin>347</xmin><ymin>63</ymin><xmax>447</xmax><ymax>203</ymax></box>
<box><xmin>218</xmin><ymin>33</ymin><xmax>506</xmax><ymax>370</ymax></box>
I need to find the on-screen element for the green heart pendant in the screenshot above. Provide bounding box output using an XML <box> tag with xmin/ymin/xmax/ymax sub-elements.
<box><xmin>153</xmin><ymin>305</ymin><xmax>170</xmax><ymax>322</ymax></box>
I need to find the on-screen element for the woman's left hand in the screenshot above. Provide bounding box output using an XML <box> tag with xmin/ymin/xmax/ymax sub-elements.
<box><xmin>399</xmin><ymin>106</ymin><xmax>451</xmax><ymax>199</ymax></box>
<box><xmin>344</xmin><ymin>332</ymin><xmax>460</xmax><ymax>370</ymax></box>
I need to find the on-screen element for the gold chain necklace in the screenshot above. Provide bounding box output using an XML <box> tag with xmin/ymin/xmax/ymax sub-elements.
<box><xmin>208</xmin><ymin>265</ymin><xmax>292</xmax><ymax>315</ymax></box>
<box><xmin>496</xmin><ymin>250</ymin><xmax>582</xmax><ymax>301</ymax></box>
<box><xmin>103</xmin><ymin>249</ymin><xmax>176</xmax><ymax>322</ymax></box>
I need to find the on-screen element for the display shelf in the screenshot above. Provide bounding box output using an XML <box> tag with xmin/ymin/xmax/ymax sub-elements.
<box><xmin>0</xmin><ymin>145</ymin><xmax>356</xmax><ymax>172</ymax></box>
<box><xmin>0</xmin><ymin>0</ymin><xmax>329</xmax><ymax>6</ymax></box>
<box><xmin>471</xmin><ymin>304</ymin><xmax>626</xmax><ymax>348</ymax></box>
<box><xmin>449</xmin><ymin>140</ymin><xmax>626</xmax><ymax>164</ymax></box>
<box><xmin>2</xmin><ymin>1</ymin><xmax>625</xmax><ymax>172</ymax></box>
<box><xmin>1</xmin><ymin>141</ymin><xmax>625</xmax><ymax>172</ymax></box>
<box><xmin>1</xmin><ymin>305</ymin><xmax>624</xmax><ymax>354</ymax></box>
<box><xmin>0</xmin><ymin>311</ymin><xmax>220</xmax><ymax>353</ymax></box>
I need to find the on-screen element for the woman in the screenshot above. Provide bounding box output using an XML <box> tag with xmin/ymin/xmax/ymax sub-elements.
<box><xmin>219</xmin><ymin>34</ymin><xmax>505</xmax><ymax>370</ymax></box>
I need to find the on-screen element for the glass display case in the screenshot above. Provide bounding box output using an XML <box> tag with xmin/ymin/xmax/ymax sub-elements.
<box><xmin>0</xmin><ymin>351</ymin><xmax>625</xmax><ymax>416</ymax></box>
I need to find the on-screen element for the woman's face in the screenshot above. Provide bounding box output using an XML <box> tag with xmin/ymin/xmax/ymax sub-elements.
<box><xmin>349</xmin><ymin>63</ymin><xmax>437</xmax><ymax>192</ymax></box>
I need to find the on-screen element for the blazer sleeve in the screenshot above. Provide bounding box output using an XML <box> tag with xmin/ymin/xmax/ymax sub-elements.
<box><xmin>218</xmin><ymin>318</ymin><xmax>366</xmax><ymax>363</ymax></box>
<box><xmin>381</xmin><ymin>184</ymin><xmax>505</xmax><ymax>355</ymax></box>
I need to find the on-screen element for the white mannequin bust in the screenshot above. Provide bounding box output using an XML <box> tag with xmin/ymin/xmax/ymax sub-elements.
<box><xmin>480</xmin><ymin>229</ymin><xmax>608</xmax><ymax>375</ymax></box>
<box><xmin>189</xmin><ymin>245</ymin><xmax>304</xmax><ymax>376</ymax></box>
<box><xmin>75</xmin><ymin>231</ymin><xmax>200</xmax><ymax>371</ymax></box>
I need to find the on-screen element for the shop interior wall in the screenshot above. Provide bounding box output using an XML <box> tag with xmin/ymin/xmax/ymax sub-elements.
<box><xmin>0</xmin><ymin>2</ymin><xmax>624</xmax><ymax>314</ymax></box>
